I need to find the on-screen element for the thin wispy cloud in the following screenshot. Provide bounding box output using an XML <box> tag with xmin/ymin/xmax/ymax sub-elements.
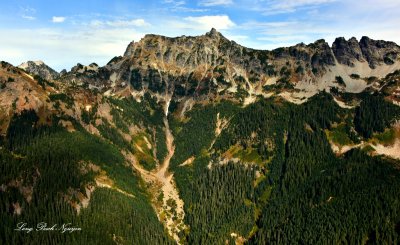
<box><xmin>162</xmin><ymin>0</ymin><xmax>208</xmax><ymax>12</ymax></box>
<box><xmin>163</xmin><ymin>0</ymin><xmax>186</xmax><ymax>6</ymax></box>
<box><xmin>241</xmin><ymin>21</ymin><xmax>298</xmax><ymax>29</ymax></box>
<box><xmin>184</xmin><ymin>15</ymin><xmax>235</xmax><ymax>30</ymax></box>
<box><xmin>106</xmin><ymin>19</ymin><xmax>150</xmax><ymax>27</ymax></box>
<box><xmin>88</xmin><ymin>18</ymin><xmax>150</xmax><ymax>28</ymax></box>
<box><xmin>257</xmin><ymin>35</ymin><xmax>310</xmax><ymax>43</ymax></box>
<box><xmin>22</xmin><ymin>15</ymin><xmax>36</xmax><ymax>21</ymax></box>
<box><xmin>199</xmin><ymin>0</ymin><xmax>233</xmax><ymax>6</ymax></box>
<box><xmin>52</xmin><ymin>16</ymin><xmax>66</xmax><ymax>23</ymax></box>
<box><xmin>252</xmin><ymin>0</ymin><xmax>336</xmax><ymax>15</ymax></box>
<box><xmin>20</xmin><ymin>6</ymin><xmax>36</xmax><ymax>20</ymax></box>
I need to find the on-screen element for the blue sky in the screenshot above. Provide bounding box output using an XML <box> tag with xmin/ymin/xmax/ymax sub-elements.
<box><xmin>1</xmin><ymin>0</ymin><xmax>399</xmax><ymax>71</ymax></box>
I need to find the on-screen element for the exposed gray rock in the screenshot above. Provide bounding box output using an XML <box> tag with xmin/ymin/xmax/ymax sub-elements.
<box><xmin>70</xmin><ymin>63</ymin><xmax>84</xmax><ymax>73</ymax></box>
<box><xmin>60</xmin><ymin>69</ymin><xmax>67</xmax><ymax>77</ymax></box>
<box><xmin>309</xmin><ymin>39</ymin><xmax>336</xmax><ymax>72</ymax></box>
<box><xmin>332</xmin><ymin>37</ymin><xmax>364</xmax><ymax>66</ymax></box>
<box><xmin>18</xmin><ymin>60</ymin><xmax>59</xmax><ymax>80</ymax></box>
<box><xmin>124</xmin><ymin>41</ymin><xmax>136</xmax><ymax>57</ymax></box>
<box><xmin>360</xmin><ymin>36</ymin><xmax>400</xmax><ymax>68</ymax></box>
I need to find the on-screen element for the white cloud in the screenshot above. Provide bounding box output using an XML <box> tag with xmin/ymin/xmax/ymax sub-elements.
<box><xmin>184</xmin><ymin>15</ymin><xmax>235</xmax><ymax>30</ymax></box>
<box><xmin>52</xmin><ymin>16</ymin><xmax>66</xmax><ymax>23</ymax></box>
<box><xmin>199</xmin><ymin>0</ymin><xmax>233</xmax><ymax>6</ymax></box>
<box><xmin>106</xmin><ymin>19</ymin><xmax>150</xmax><ymax>27</ymax></box>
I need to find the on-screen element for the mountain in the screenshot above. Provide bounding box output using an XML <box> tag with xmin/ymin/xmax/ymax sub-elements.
<box><xmin>18</xmin><ymin>60</ymin><xmax>60</xmax><ymax>81</ymax></box>
<box><xmin>56</xmin><ymin>28</ymin><xmax>400</xmax><ymax>106</ymax></box>
<box><xmin>1</xmin><ymin>30</ymin><xmax>400</xmax><ymax>244</ymax></box>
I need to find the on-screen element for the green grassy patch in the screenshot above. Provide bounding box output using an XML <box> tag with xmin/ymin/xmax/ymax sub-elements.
<box><xmin>362</xmin><ymin>144</ymin><xmax>375</xmax><ymax>153</ymax></box>
<box><xmin>373</xmin><ymin>128</ymin><xmax>396</xmax><ymax>145</ymax></box>
<box><xmin>325</xmin><ymin>124</ymin><xmax>353</xmax><ymax>146</ymax></box>
<box><xmin>226</xmin><ymin>145</ymin><xmax>264</xmax><ymax>165</ymax></box>
<box><xmin>132</xmin><ymin>133</ymin><xmax>157</xmax><ymax>170</ymax></box>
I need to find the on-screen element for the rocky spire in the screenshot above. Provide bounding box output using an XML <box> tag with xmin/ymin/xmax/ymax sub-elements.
<box><xmin>206</xmin><ymin>28</ymin><xmax>220</xmax><ymax>39</ymax></box>
<box><xmin>332</xmin><ymin>37</ymin><xmax>364</xmax><ymax>67</ymax></box>
<box><xmin>124</xmin><ymin>41</ymin><xmax>136</xmax><ymax>57</ymax></box>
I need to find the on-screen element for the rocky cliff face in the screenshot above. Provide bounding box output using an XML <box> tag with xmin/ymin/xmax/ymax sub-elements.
<box><xmin>332</xmin><ymin>37</ymin><xmax>365</xmax><ymax>67</ymax></box>
<box><xmin>59</xmin><ymin>62</ymin><xmax>112</xmax><ymax>90</ymax></box>
<box><xmin>332</xmin><ymin>36</ymin><xmax>400</xmax><ymax>68</ymax></box>
<box><xmin>359</xmin><ymin>36</ymin><xmax>399</xmax><ymax>68</ymax></box>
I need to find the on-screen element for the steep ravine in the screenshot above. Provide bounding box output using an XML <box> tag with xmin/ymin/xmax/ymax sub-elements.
<box><xmin>155</xmin><ymin>98</ymin><xmax>188</xmax><ymax>243</ymax></box>
<box><xmin>126</xmin><ymin>96</ymin><xmax>187</xmax><ymax>244</ymax></box>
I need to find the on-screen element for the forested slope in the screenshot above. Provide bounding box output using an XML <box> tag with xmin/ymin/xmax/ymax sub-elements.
<box><xmin>170</xmin><ymin>92</ymin><xmax>400</xmax><ymax>244</ymax></box>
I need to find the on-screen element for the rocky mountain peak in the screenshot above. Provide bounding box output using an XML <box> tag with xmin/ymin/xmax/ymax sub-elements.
<box><xmin>18</xmin><ymin>60</ymin><xmax>59</xmax><ymax>80</ymax></box>
<box><xmin>313</xmin><ymin>39</ymin><xmax>328</xmax><ymax>46</ymax></box>
<box><xmin>206</xmin><ymin>28</ymin><xmax>220</xmax><ymax>38</ymax></box>
<box><xmin>331</xmin><ymin>36</ymin><xmax>400</xmax><ymax>68</ymax></box>
<box><xmin>332</xmin><ymin>37</ymin><xmax>364</xmax><ymax>67</ymax></box>
<box><xmin>60</xmin><ymin>69</ymin><xmax>67</xmax><ymax>77</ymax></box>
<box><xmin>359</xmin><ymin>36</ymin><xmax>399</xmax><ymax>68</ymax></box>
<box><xmin>70</xmin><ymin>63</ymin><xmax>99</xmax><ymax>73</ymax></box>
<box><xmin>124</xmin><ymin>41</ymin><xmax>136</xmax><ymax>57</ymax></box>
